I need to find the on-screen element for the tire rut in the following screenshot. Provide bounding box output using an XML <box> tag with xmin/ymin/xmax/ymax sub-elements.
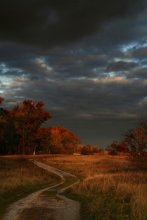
<box><xmin>2</xmin><ymin>160</ymin><xmax>80</xmax><ymax>220</ymax></box>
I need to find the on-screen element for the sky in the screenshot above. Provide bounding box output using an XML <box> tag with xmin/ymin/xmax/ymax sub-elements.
<box><xmin>0</xmin><ymin>0</ymin><xmax>147</xmax><ymax>147</ymax></box>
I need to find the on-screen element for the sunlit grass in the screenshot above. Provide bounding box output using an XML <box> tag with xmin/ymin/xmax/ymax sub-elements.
<box><xmin>38</xmin><ymin>154</ymin><xmax>147</xmax><ymax>220</ymax></box>
<box><xmin>72</xmin><ymin>173</ymin><xmax>147</xmax><ymax>220</ymax></box>
<box><xmin>38</xmin><ymin>154</ymin><xmax>131</xmax><ymax>176</ymax></box>
<box><xmin>1</xmin><ymin>154</ymin><xmax>147</xmax><ymax>220</ymax></box>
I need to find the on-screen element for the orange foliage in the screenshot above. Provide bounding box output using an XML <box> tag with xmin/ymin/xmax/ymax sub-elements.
<box><xmin>36</xmin><ymin>126</ymin><xmax>80</xmax><ymax>154</ymax></box>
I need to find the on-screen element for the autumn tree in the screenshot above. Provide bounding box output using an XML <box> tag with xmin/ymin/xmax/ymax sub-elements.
<box><xmin>106</xmin><ymin>141</ymin><xmax>129</xmax><ymax>155</ymax></box>
<box><xmin>33</xmin><ymin>127</ymin><xmax>51</xmax><ymax>154</ymax></box>
<box><xmin>0</xmin><ymin>98</ymin><xmax>81</xmax><ymax>155</ymax></box>
<box><xmin>0</xmin><ymin>97</ymin><xmax>4</xmax><ymax>104</ymax></box>
<box><xmin>11</xmin><ymin>100</ymin><xmax>51</xmax><ymax>154</ymax></box>
<box><xmin>81</xmin><ymin>145</ymin><xmax>100</xmax><ymax>155</ymax></box>
<box><xmin>36</xmin><ymin>126</ymin><xmax>80</xmax><ymax>154</ymax></box>
<box><xmin>0</xmin><ymin>98</ymin><xmax>16</xmax><ymax>154</ymax></box>
<box><xmin>125</xmin><ymin>126</ymin><xmax>147</xmax><ymax>157</ymax></box>
<box><xmin>0</xmin><ymin>97</ymin><xmax>6</xmax><ymax>153</ymax></box>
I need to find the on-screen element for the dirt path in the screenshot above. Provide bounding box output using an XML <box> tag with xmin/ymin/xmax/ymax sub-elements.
<box><xmin>2</xmin><ymin>160</ymin><xmax>80</xmax><ymax>220</ymax></box>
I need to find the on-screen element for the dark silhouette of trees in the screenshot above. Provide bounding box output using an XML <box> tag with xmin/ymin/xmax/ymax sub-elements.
<box><xmin>0</xmin><ymin>98</ymin><xmax>80</xmax><ymax>155</ymax></box>
<box><xmin>0</xmin><ymin>98</ymin><xmax>52</xmax><ymax>154</ymax></box>
<box><xmin>125</xmin><ymin>126</ymin><xmax>147</xmax><ymax>157</ymax></box>
<box><xmin>81</xmin><ymin>145</ymin><xmax>100</xmax><ymax>155</ymax></box>
<box><xmin>10</xmin><ymin>100</ymin><xmax>51</xmax><ymax>154</ymax></box>
<box><xmin>106</xmin><ymin>141</ymin><xmax>129</xmax><ymax>155</ymax></box>
<box><xmin>0</xmin><ymin>98</ymin><xmax>16</xmax><ymax>154</ymax></box>
<box><xmin>106</xmin><ymin>121</ymin><xmax>147</xmax><ymax>158</ymax></box>
<box><xmin>0</xmin><ymin>97</ymin><xmax>4</xmax><ymax>104</ymax></box>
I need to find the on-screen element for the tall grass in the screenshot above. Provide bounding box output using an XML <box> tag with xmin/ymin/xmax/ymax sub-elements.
<box><xmin>72</xmin><ymin>172</ymin><xmax>147</xmax><ymax>220</ymax></box>
<box><xmin>39</xmin><ymin>154</ymin><xmax>134</xmax><ymax>178</ymax></box>
<box><xmin>39</xmin><ymin>154</ymin><xmax>147</xmax><ymax>220</ymax></box>
<box><xmin>0</xmin><ymin>157</ymin><xmax>58</xmax><ymax>216</ymax></box>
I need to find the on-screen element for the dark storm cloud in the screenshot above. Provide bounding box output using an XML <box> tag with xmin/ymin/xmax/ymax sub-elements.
<box><xmin>6</xmin><ymin>60</ymin><xmax>146</xmax><ymax>119</ymax></box>
<box><xmin>132</xmin><ymin>67</ymin><xmax>147</xmax><ymax>79</ymax></box>
<box><xmin>0</xmin><ymin>0</ymin><xmax>144</xmax><ymax>47</ymax></box>
<box><xmin>132</xmin><ymin>46</ymin><xmax>147</xmax><ymax>58</ymax></box>
<box><xmin>106</xmin><ymin>61</ymin><xmax>138</xmax><ymax>71</ymax></box>
<box><xmin>1</xmin><ymin>1</ymin><xmax>147</xmax><ymax>146</ymax></box>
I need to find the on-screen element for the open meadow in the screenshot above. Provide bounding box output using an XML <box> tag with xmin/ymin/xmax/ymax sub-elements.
<box><xmin>37</xmin><ymin>154</ymin><xmax>147</xmax><ymax>220</ymax></box>
<box><xmin>0</xmin><ymin>154</ymin><xmax>147</xmax><ymax>220</ymax></box>
<box><xmin>0</xmin><ymin>156</ymin><xmax>59</xmax><ymax>218</ymax></box>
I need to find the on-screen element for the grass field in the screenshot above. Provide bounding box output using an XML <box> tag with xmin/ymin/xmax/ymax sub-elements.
<box><xmin>0</xmin><ymin>156</ymin><xmax>59</xmax><ymax>217</ymax></box>
<box><xmin>0</xmin><ymin>154</ymin><xmax>147</xmax><ymax>220</ymax></box>
<box><xmin>37</xmin><ymin>154</ymin><xmax>147</xmax><ymax>220</ymax></box>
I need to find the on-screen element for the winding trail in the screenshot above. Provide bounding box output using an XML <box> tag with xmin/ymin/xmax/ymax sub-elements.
<box><xmin>2</xmin><ymin>160</ymin><xmax>80</xmax><ymax>220</ymax></box>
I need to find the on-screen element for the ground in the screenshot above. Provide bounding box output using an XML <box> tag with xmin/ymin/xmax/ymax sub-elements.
<box><xmin>2</xmin><ymin>159</ymin><xmax>80</xmax><ymax>220</ymax></box>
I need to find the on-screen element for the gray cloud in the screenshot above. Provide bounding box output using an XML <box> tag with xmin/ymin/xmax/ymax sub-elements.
<box><xmin>1</xmin><ymin>2</ymin><xmax>147</xmax><ymax>146</ymax></box>
<box><xmin>132</xmin><ymin>46</ymin><xmax>147</xmax><ymax>58</ymax></box>
<box><xmin>0</xmin><ymin>0</ymin><xmax>144</xmax><ymax>47</ymax></box>
<box><xmin>106</xmin><ymin>61</ymin><xmax>138</xmax><ymax>72</ymax></box>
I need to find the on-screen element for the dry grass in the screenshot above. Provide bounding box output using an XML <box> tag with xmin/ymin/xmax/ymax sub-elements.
<box><xmin>74</xmin><ymin>173</ymin><xmax>147</xmax><ymax>220</ymax></box>
<box><xmin>37</xmin><ymin>154</ymin><xmax>134</xmax><ymax>177</ymax></box>
<box><xmin>0</xmin><ymin>156</ymin><xmax>58</xmax><ymax>216</ymax></box>
<box><xmin>37</xmin><ymin>154</ymin><xmax>147</xmax><ymax>220</ymax></box>
<box><xmin>0</xmin><ymin>157</ymin><xmax>56</xmax><ymax>194</ymax></box>
<box><xmin>1</xmin><ymin>154</ymin><xmax>147</xmax><ymax>219</ymax></box>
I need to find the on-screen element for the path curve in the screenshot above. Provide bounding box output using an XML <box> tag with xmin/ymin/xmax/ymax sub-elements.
<box><xmin>2</xmin><ymin>160</ymin><xmax>80</xmax><ymax>220</ymax></box>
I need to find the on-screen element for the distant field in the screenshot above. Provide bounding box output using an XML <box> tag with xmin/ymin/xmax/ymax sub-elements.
<box><xmin>37</xmin><ymin>154</ymin><xmax>147</xmax><ymax>220</ymax></box>
<box><xmin>37</xmin><ymin>154</ymin><xmax>138</xmax><ymax>178</ymax></box>
<box><xmin>0</xmin><ymin>156</ymin><xmax>59</xmax><ymax>217</ymax></box>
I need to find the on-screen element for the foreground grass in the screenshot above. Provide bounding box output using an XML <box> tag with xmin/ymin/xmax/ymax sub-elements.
<box><xmin>0</xmin><ymin>157</ymin><xmax>59</xmax><ymax>217</ymax></box>
<box><xmin>66</xmin><ymin>172</ymin><xmax>147</xmax><ymax>220</ymax></box>
<box><xmin>38</xmin><ymin>154</ymin><xmax>147</xmax><ymax>220</ymax></box>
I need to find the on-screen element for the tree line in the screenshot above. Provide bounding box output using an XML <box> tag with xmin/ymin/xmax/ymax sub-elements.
<box><xmin>106</xmin><ymin>120</ymin><xmax>147</xmax><ymax>158</ymax></box>
<box><xmin>0</xmin><ymin>98</ymin><xmax>81</xmax><ymax>155</ymax></box>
